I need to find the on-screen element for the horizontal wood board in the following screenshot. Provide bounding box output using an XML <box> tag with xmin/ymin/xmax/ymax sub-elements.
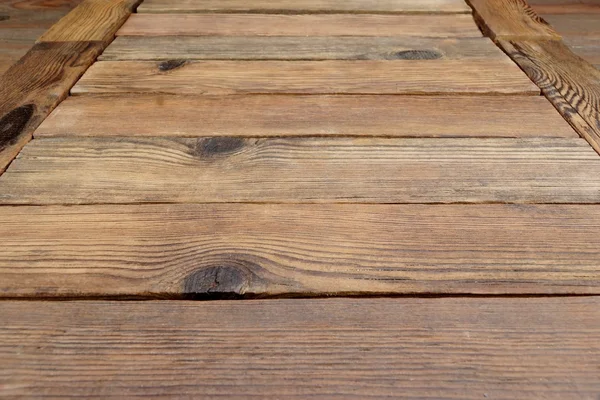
<box><xmin>1</xmin><ymin>138</ymin><xmax>599</xmax><ymax>204</ymax></box>
<box><xmin>71</xmin><ymin>60</ymin><xmax>540</xmax><ymax>95</ymax></box>
<box><xmin>2</xmin><ymin>204</ymin><xmax>600</xmax><ymax>296</ymax></box>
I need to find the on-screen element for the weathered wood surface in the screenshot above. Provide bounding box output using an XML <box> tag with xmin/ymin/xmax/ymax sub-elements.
<box><xmin>37</xmin><ymin>0</ymin><xmax>140</xmax><ymax>43</ymax></box>
<box><xmin>1</xmin><ymin>138</ymin><xmax>599</xmax><ymax>204</ymax></box>
<box><xmin>468</xmin><ymin>0</ymin><xmax>561</xmax><ymax>40</ymax></box>
<box><xmin>499</xmin><ymin>39</ymin><xmax>600</xmax><ymax>153</ymax></box>
<box><xmin>563</xmin><ymin>36</ymin><xmax>600</xmax><ymax>66</ymax></box>
<box><xmin>72</xmin><ymin>60</ymin><xmax>540</xmax><ymax>95</ymax></box>
<box><xmin>540</xmin><ymin>14</ymin><xmax>600</xmax><ymax>37</ymax></box>
<box><xmin>137</xmin><ymin>0</ymin><xmax>471</xmax><ymax>14</ymax></box>
<box><xmin>2</xmin><ymin>204</ymin><xmax>600</xmax><ymax>297</ymax></box>
<box><xmin>36</xmin><ymin>94</ymin><xmax>576</xmax><ymax>138</ymax></box>
<box><xmin>1</xmin><ymin>298</ymin><xmax>600</xmax><ymax>397</ymax></box>
<box><xmin>530</xmin><ymin>2</ymin><xmax>600</xmax><ymax>14</ymax></box>
<box><xmin>0</xmin><ymin>41</ymin><xmax>102</xmax><ymax>174</ymax></box>
<box><xmin>117</xmin><ymin>14</ymin><xmax>482</xmax><ymax>37</ymax></box>
<box><xmin>101</xmin><ymin>37</ymin><xmax>503</xmax><ymax>61</ymax></box>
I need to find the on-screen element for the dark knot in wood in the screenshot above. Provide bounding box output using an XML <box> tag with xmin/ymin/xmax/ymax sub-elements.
<box><xmin>389</xmin><ymin>50</ymin><xmax>442</xmax><ymax>60</ymax></box>
<box><xmin>183</xmin><ymin>258</ymin><xmax>264</xmax><ymax>298</ymax></box>
<box><xmin>0</xmin><ymin>104</ymin><xmax>35</xmax><ymax>151</ymax></box>
<box><xmin>190</xmin><ymin>137</ymin><xmax>246</xmax><ymax>158</ymax></box>
<box><xmin>158</xmin><ymin>59</ymin><xmax>186</xmax><ymax>72</ymax></box>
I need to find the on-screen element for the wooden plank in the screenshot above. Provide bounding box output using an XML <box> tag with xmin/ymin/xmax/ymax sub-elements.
<box><xmin>2</xmin><ymin>204</ymin><xmax>600</xmax><ymax>296</ymax></box>
<box><xmin>37</xmin><ymin>0</ymin><xmax>140</xmax><ymax>43</ymax></box>
<box><xmin>137</xmin><ymin>0</ymin><xmax>471</xmax><ymax>14</ymax></box>
<box><xmin>540</xmin><ymin>14</ymin><xmax>600</xmax><ymax>37</ymax></box>
<box><xmin>36</xmin><ymin>94</ymin><xmax>577</xmax><ymax>138</ymax></box>
<box><xmin>2</xmin><ymin>298</ymin><xmax>600</xmax><ymax>397</ymax></box>
<box><xmin>563</xmin><ymin>36</ymin><xmax>600</xmax><ymax>65</ymax></box>
<box><xmin>71</xmin><ymin>60</ymin><xmax>540</xmax><ymax>95</ymax></box>
<box><xmin>468</xmin><ymin>0</ymin><xmax>561</xmax><ymax>40</ymax></box>
<box><xmin>0</xmin><ymin>41</ymin><xmax>103</xmax><ymax>174</ymax></box>
<box><xmin>499</xmin><ymin>39</ymin><xmax>600</xmax><ymax>153</ymax></box>
<box><xmin>530</xmin><ymin>2</ymin><xmax>600</xmax><ymax>14</ymax></box>
<box><xmin>116</xmin><ymin>14</ymin><xmax>482</xmax><ymax>37</ymax></box>
<box><xmin>100</xmin><ymin>37</ymin><xmax>503</xmax><ymax>61</ymax></box>
<box><xmin>1</xmin><ymin>137</ymin><xmax>599</xmax><ymax>205</ymax></box>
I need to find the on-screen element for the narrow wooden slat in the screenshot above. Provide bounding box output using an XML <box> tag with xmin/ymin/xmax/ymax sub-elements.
<box><xmin>2</xmin><ymin>204</ymin><xmax>600</xmax><ymax>296</ymax></box>
<box><xmin>1</xmin><ymin>138</ymin><xmax>599</xmax><ymax>204</ymax></box>
<box><xmin>468</xmin><ymin>0</ymin><xmax>561</xmax><ymax>40</ymax></box>
<box><xmin>2</xmin><ymin>298</ymin><xmax>600</xmax><ymax>397</ymax></box>
<box><xmin>499</xmin><ymin>39</ymin><xmax>600</xmax><ymax>153</ymax></box>
<box><xmin>116</xmin><ymin>14</ymin><xmax>482</xmax><ymax>37</ymax></box>
<box><xmin>137</xmin><ymin>0</ymin><xmax>471</xmax><ymax>14</ymax></box>
<box><xmin>37</xmin><ymin>0</ymin><xmax>140</xmax><ymax>43</ymax></box>
<box><xmin>0</xmin><ymin>42</ymin><xmax>103</xmax><ymax>174</ymax></box>
<box><xmin>71</xmin><ymin>60</ymin><xmax>540</xmax><ymax>95</ymax></box>
<box><xmin>100</xmin><ymin>37</ymin><xmax>502</xmax><ymax>61</ymax></box>
<box><xmin>36</xmin><ymin>95</ymin><xmax>577</xmax><ymax>138</ymax></box>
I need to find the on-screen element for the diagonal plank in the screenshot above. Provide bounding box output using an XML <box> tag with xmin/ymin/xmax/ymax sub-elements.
<box><xmin>1</xmin><ymin>204</ymin><xmax>600</xmax><ymax>297</ymax></box>
<box><xmin>1</xmin><ymin>298</ymin><xmax>600</xmax><ymax>397</ymax></box>
<box><xmin>71</xmin><ymin>60</ymin><xmax>540</xmax><ymax>95</ymax></box>
<box><xmin>35</xmin><ymin>95</ymin><xmax>577</xmax><ymax>138</ymax></box>
<box><xmin>100</xmin><ymin>37</ymin><xmax>501</xmax><ymax>61</ymax></box>
<box><xmin>116</xmin><ymin>14</ymin><xmax>482</xmax><ymax>37</ymax></box>
<box><xmin>137</xmin><ymin>0</ymin><xmax>472</xmax><ymax>14</ymax></box>
<box><xmin>1</xmin><ymin>138</ymin><xmax>599</xmax><ymax>204</ymax></box>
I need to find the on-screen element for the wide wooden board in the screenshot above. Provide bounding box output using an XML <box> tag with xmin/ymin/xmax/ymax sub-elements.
<box><xmin>37</xmin><ymin>0</ymin><xmax>140</xmax><ymax>43</ymax></box>
<box><xmin>137</xmin><ymin>0</ymin><xmax>471</xmax><ymax>14</ymax></box>
<box><xmin>36</xmin><ymin>94</ymin><xmax>577</xmax><ymax>138</ymax></box>
<box><xmin>116</xmin><ymin>14</ymin><xmax>482</xmax><ymax>37</ymax></box>
<box><xmin>499</xmin><ymin>39</ymin><xmax>600</xmax><ymax>153</ymax></box>
<box><xmin>1</xmin><ymin>298</ymin><xmax>599</xmax><ymax>397</ymax></box>
<box><xmin>0</xmin><ymin>41</ymin><xmax>103</xmax><ymax>174</ymax></box>
<box><xmin>2</xmin><ymin>204</ymin><xmax>600</xmax><ymax>296</ymax></box>
<box><xmin>469</xmin><ymin>0</ymin><xmax>561</xmax><ymax>40</ymax></box>
<box><xmin>1</xmin><ymin>138</ymin><xmax>599</xmax><ymax>204</ymax></box>
<box><xmin>71</xmin><ymin>60</ymin><xmax>540</xmax><ymax>95</ymax></box>
<box><xmin>540</xmin><ymin>14</ymin><xmax>600</xmax><ymax>37</ymax></box>
<box><xmin>100</xmin><ymin>37</ymin><xmax>502</xmax><ymax>61</ymax></box>
<box><xmin>563</xmin><ymin>36</ymin><xmax>600</xmax><ymax>66</ymax></box>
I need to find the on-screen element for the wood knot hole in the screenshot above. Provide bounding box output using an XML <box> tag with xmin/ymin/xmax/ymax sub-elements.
<box><xmin>0</xmin><ymin>104</ymin><xmax>34</xmax><ymax>151</ymax></box>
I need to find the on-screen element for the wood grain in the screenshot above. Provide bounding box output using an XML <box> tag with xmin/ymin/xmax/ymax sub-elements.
<box><xmin>499</xmin><ymin>39</ymin><xmax>600</xmax><ymax>153</ymax></box>
<box><xmin>100</xmin><ymin>37</ymin><xmax>504</xmax><ymax>61</ymax></box>
<box><xmin>563</xmin><ymin>36</ymin><xmax>600</xmax><ymax>66</ymax></box>
<box><xmin>37</xmin><ymin>0</ymin><xmax>140</xmax><ymax>43</ymax></box>
<box><xmin>71</xmin><ymin>60</ymin><xmax>540</xmax><ymax>95</ymax></box>
<box><xmin>2</xmin><ymin>298</ymin><xmax>600</xmax><ymax>397</ymax></box>
<box><xmin>0</xmin><ymin>41</ymin><xmax>102</xmax><ymax>174</ymax></box>
<box><xmin>2</xmin><ymin>204</ymin><xmax>600</xmax><ymax>296</ymax></box>
<box><xmin>116</xmin><ymin>14</ymin><xmax>482</xmax><ymax>37</ymax></box>
<box><xmin>1</xmin><ymin>137</ymin><xmax>599</xmax><ymax>204</ymax></box>
<box><xmin>540</xmin><ymin>14</ymin><xmax>600</xmax><ymax>37</ymax></box>
<box><xmin>137</xmin><ymin>0</ymin><xmax>471</xmax><ymax>14</ymax></box>
<box><xmin>36</xmin><ymin>94</ymin><xmax>577</xmax><ymax>138</ymax></box>
<box><xmin>468</xmin><ymin>0</ymin><xmax>561</xmax><ymax>40</ymax></box>
<box><xmin>530</xmin><ymin>3</ymin><xmax>600</xmax><ymax>14</ymax></box>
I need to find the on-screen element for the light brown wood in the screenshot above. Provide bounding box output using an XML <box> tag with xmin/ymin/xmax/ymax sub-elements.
<box><xmin>0</xmin><ymin>41</ymin><xmax>103</xmax><ymax>174</ymax></box>
<box><xmin>37</xmin><ymin>0</ymin><xmax>140</xmax><ymax>43</ymax></box>
<box><xmin>2</xmin><ymin>204</ymin><xmax>600</xmax><ymax>296</ymax></box>
<box><xmin>137</xmin><ymin>0</ymin><xmax>471</xmax><ymax>14</ymax></box>
<box><xmin>530</xmin><ymin>3</ymin><xmax>600</xmax><ymax>14</ymax></box>
<box><xmin>563</xmin><ymin>36</ymin><xmax>600</xmax><ymax>66</ymax></box>
<box><xmin>541</xmin><ymin>14</ymin><xmax>600</xmax><ymax>37</ymax></box>
<box><xmin>116</xmin><ymin>14</ymin><xmax>482</xmax><ymax>37</ymax></box>
<box><xmin>1</xmin><ymin>137</ymin><xmax>599</xmax><ymax>204</ymax></box>
<box><xmin>499</xmin><ymin>39</ymin><xmax>600</xmax><ymax>153</ymax></box>
<box><xmin>468</xmin><ymin>0</ymin><xmax>561</xmax><ymax>40</ymax></box>
<box><xmin>71</xmin><ymin>60</ymin><xmax>540</xmax><ymax>95</ymax></box>
<box><xmin>100</xmin><ymin>37</ymin><xmax>502</xmax><ymax>61</ymax></box>
<box><xmin>2</xmin><ymin>298</ymin><xmax>600</xmax><ymax>397</ymax></box>
<box><xmin>36</xmin><ymin>94</ymin><xmax>577</xmax><ymax>138</ymax></box>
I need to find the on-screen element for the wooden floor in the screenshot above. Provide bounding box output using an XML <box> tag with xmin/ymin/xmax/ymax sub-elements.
<box><xmin>1</xmin><ymin>0</ymin><xmax>600</xmax><ymax>397</ymax></box>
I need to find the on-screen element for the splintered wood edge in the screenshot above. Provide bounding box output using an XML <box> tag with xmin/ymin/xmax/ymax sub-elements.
<box><xmin>0</xmin><ymin>0</ymin><xmax>139</xmax><ymax>175</ymax></box>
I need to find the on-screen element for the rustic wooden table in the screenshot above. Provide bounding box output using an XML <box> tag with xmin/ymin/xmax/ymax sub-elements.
<box><xmin>1</xmin><ymin>0</ymin><xmax>599</xmax><ymax>397</ymax></box>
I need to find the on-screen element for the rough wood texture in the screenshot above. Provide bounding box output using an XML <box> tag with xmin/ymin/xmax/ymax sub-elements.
<box><xmin>72</xmin><ymin>60</ymin><xmax>540</xmax><ymax>95</ymax></box>
<box><xmin>37</xmin><ymin>94</ymin><xmax>577</xmax><ymax>138</ymax></box>
<box><xmin>1</xmin><ymin>138</ymin><xmax>599</xmax><ymax>205</ymax></box>
<box><xmin>468</xmin><ymin>0</ymin><xmax>561</xmax><ymax>40</ymax></box>
<box><xmin>2</xmin><ymin>204</ymin><xmax>600</xmax><ymax>296</ymax></box>
<box><xmin>37</xmin><ymin>0</ymin><xmax>140</xmax><ymax>43</ymax></box>
<box><xmin>137</xmin><ymin>0</ymin><xmax>471</xmax><ymax>14</ymax></box>
<box><xmin>540</xmin><ymin>14</ymin><xmax>600</xmax><ymax>37</ymax></box>
<box><xmin>530</xmin><ymin>3</ymin><xmax>600</xmax><ymax>14</ymax></box>
<box><xmin>2</xmin><ymin>298</ymin><xmax>600</xmax><ymax>397</ymax></box>
<box><xmin>101</xmin><ymin>37</ymin><xmax>502</xmax><ymax>61</ymax></box>
<box><xmin>0</xmin><ymin>41</ymin><xmax>102</xmax><ymax>174</ymax></box>
<box><xmin>116</xmin><ymin>14</ymin><xmax>482</xmax><ymax>37</ymax></box>
<box><xmin>499</xmin><ymin>39</ymin><xmax>600</xmax><ymax>153</ymax></box>
<box><xmin>563</xmin><ymin>36</ymin><xmax>600</xmax><ymax>66</ymax></box>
